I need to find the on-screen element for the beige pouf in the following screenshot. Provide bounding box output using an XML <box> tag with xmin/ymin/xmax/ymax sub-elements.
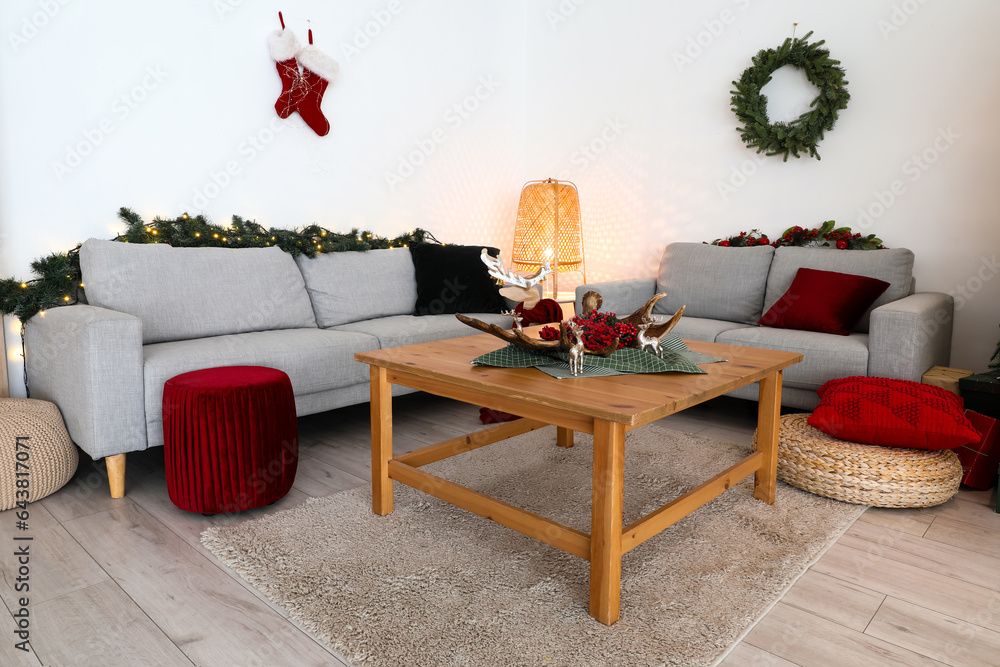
<box><xmin>0</xmin><ymin>399</ymin><xmax>78</xmax><ymax>510</ymax></box>
<box><xmin>753</xmin><ymin>413</ymin><xmax>963</xmax><ymax>508</ymax></box>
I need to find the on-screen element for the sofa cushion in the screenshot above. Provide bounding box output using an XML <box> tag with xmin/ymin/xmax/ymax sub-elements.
<box><xmin>296</xmin><ymin>248</ymin><xmax>417</xmax><ymax>327</ymax></box>
<box><xmin>762</xmin><ymin>247</ymin><xmax>914</xmax><ymax>332</ymax></box>
<box><xmin>142</xmin><ymin>328</ymin><xmax>378</xmax><ymax>447</ymax></box>
<box><xmin>715</xmin><ymin>327</ymin><xmax>869</xmax><ymax>393</ymax></box>
<box><xmin>759</xmin><ymin>268</ymin><xmax>890</xmax><ymax>336</ymax></box>
<box><xmin>332</xmin><ymin>313</ymin><xmax>513</xmax><ymax>350</ymax></box>
<box><xmin>652</xmin><ymin>243</ymin><xmax>775</xmax><ymax>324</ymax></box>
<box><xmin>654</xmin><ymin>315</ymin><xmax>752</xmax><ymax>344</ymax></box>
<box><xmin>80</xmin><ymin>239</ymin><xmax>317</xmax><ymax>344</ymax></box>
<box><xmin>808</xmin><ymin>377</ymin><xmax>981</xmax><ymax>450</ymax></box>
<box><xmin>410</xmin><ymin>244</ymin><xmax>506</xmax><ymax>315</ymax></box>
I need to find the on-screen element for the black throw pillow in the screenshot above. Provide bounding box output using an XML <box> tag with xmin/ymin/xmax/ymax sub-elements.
<box><xmin>410</xmin><ymin>243</ymin><xmax>506</xmax><ymax>315</ymax></box>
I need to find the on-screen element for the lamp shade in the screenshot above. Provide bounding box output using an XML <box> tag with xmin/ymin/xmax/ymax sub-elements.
<box><xmin>511</xmin><ymin>179</ymin><xmax>584</xmax><ymax>279</ymax></box>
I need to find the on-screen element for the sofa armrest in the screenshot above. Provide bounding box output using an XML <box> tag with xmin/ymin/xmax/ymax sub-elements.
<box><xmin>24</xmin><ymin>305</ymin><xmax>147</xmax><ymax>459</ymax></box>
<box><xmin>868</xmin><ymin>292</ymin><xmax>953</xmax><ymax>381</ymax></box>
<box><xmin>575</xmin><ymin>279</ymin><xmax>656</xmax><ymax>315</ymax></box>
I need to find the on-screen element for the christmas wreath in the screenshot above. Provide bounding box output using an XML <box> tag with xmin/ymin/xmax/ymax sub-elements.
<box><xmin>730</xmin><ymin>31</ymin><xmax>850</xmax><ymax>161</ymax></box>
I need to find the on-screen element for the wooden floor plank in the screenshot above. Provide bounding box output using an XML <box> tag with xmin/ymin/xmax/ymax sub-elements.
<box><xmin>779</xmin><ymin>570</ymin><xmax>885</xmax><ymax>632</ymax></box>
<box><xmin>0</xmin><ymin>596</ymin><xmax>43</xmax><ymax>665</ymax></box>
<box><xmin>812</xmin><ymin>542</ymin><xmax>1000</xmax><ymax>633</ymax></box>
<box><xmin>0</xmin><ymin>502</ymin><xmax>109</xmax><ymax>608</ymax></box>
<box><xmin>31</xmin><ymin>580</ymin><xmax>193</xmax><ymax>667</ymax></box>
<box><xmin>61</xmin><ymin>501</ymin><xmax>345</xmax><ymax>666</ymax></box>
<box><xmin>866</xmin><ymin>596</ymin><xmax>1000</xmax><ymax>667</ymax></box>
<box><xmin>298</xmin><ymin>437</ymin><xmax>373</xmax><ymax>480</ymax></box>
<box><xmin>923</xmin><ymin>514</ymin><xmax>1000</xmax><ymax>559</ymax></box>
<box><xmin>38</xmin><ymin>457</ymin><xmax>132</xmax><ymax>523</ymax></box>
<box><xmin>841</xmin><ymin>520</ymin><xmax>1000</xmax><ymax>593</ymax></box>
<box><xmin>856</xmin><ymin>507</ymin><xmax>934</xmax><ymax>537</ymax></box>
<box><xmin>717</xmin><ymin>641</ymin><xmax>800</xmax><ymax>666</ymax></box>
<box><xmin>745</xmin><ymin>602</ymin><xmax>946</xmax><ymax>666</ymax></box>
<box><xmin>693</xmin><ymin>425</ymin><xmax>755</xmax><ymax>447</ymax></box>
<box><xmin>293</xmin><ymin>452</ymin><xmax>367</xmax><ymax>499</ymax></box>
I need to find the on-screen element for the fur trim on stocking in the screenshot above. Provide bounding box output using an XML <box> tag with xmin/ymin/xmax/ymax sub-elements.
<box><xmin>268</xmin><ymin>29</ymin><xmax>302</xmax><ymax>62</ymax></box>
<box><xmin>297</xmin><ymin>45</ymin><xmax>340</xmax><ymax>82</ymax></box>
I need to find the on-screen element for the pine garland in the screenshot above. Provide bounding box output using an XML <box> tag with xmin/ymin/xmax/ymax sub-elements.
<box><xmin>730</xmin><ymin>31</ymin><xmax>850</xmax><ymax>161</ymax></box>
<box><xmin>0</xmin><ymin>207</ymin><xmax>432</xmax><ymax>322</ymax></box>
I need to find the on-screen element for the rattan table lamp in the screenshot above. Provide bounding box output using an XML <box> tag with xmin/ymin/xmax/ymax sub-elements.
<box><xmin>511</xmin><ymin>179</ymin><xmax>585</xmax><ymax>301</ymax></box>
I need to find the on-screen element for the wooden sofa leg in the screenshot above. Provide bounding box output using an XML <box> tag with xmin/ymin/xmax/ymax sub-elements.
<box><xmin>106</xmin><ymin>454</ymin><xmax>126</xmax><ymax>498</ymax></box>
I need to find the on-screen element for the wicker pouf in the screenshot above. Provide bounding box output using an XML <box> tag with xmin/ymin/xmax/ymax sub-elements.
<box><xmin>0</xmin><ymin>399</ymin><xmax>79</xmax><ymax>510</ymax></box>
<box><xmin>753</xmin><ymin>413</ymin><xmax>963</xmax><ymax>508</ymax></box>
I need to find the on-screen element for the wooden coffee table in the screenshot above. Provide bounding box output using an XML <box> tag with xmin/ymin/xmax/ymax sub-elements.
<box><xmin>355</xmin><ymin>333</ymin><xmax>801</xmax><ymax>625</ymax></box>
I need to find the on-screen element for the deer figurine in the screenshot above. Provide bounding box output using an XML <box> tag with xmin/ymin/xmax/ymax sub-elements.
<box><xmin>567</xmin><ymin>321</ymin><xmax>586</xmax><ymax>376</ymax></box>
<box><xmin>636</xmin><ymin>322</ymin><xmax>663</xmax><ymax>358</ymax></box>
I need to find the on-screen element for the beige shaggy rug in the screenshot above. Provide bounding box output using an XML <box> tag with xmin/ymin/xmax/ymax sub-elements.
<box><xmin>202</xmin><ymin>425</ymin><xmax>865</xmax><ymax>666</ymax></box>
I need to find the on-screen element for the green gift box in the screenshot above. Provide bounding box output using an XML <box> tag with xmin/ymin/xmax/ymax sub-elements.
<box><xmin>959</xmin><ymin>372</ymin><xmax>1000</xmax><ymax>421</ymax></box>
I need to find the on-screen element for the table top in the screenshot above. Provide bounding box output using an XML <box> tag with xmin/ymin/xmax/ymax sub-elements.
<box><xmin>356</xmin><ymin>330</ymin><xmax>802</xmax><ymax>428</ymax></box>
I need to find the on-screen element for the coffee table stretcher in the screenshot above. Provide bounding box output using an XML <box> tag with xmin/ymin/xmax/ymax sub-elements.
<box><xmin>362</xmin><ymin>357</ymin><xmax>789</xmax><ymax>626</ymax></box>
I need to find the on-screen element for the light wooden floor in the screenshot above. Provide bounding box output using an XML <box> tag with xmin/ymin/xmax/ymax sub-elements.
<box><xmin>0</xmin><ymin>393</ymin><xmax>997</xmax><ymax>666</ymax></box>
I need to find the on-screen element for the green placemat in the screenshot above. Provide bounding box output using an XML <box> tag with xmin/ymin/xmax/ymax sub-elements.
<box><xmin>471</xmin><ymin>336</ymin><xmax>727</xmax><ymax>380</ymax></box>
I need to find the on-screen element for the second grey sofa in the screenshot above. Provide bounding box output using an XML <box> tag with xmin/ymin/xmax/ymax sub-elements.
<box><xmin>576</xmin><ymin>242</ymin><xmax>953</xmax><ymax>410</ymax></box>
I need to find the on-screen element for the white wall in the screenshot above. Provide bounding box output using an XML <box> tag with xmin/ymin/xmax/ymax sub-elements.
<box><xmin>0</xmin><ymin>0</ymin><xmax>527</xmax><ymax>395</ymax></box>
<box><xmin>524</xmin><ymin>0</ymin><xmax>1000</xmax><ymax>372</ymax></box>
<box><xmin>1</xmin><ymin>0</ymin><xmax>999</xmax><ymax>395</ymax></box>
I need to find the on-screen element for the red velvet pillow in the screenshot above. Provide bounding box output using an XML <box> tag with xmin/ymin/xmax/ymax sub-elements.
<box><xmin>808</xmin><ymin>376</ymin><xmax>982</xmax><ymax>450</ymax></box>
<box><xmin>759</xmin><ymin>268</ymin><xmax>890</xmax><ymax>335</ymax></box>
<box><xmin>514</xmin><ymin>298</ymin><xmax>564</xmax><ymax>325</ymax></box>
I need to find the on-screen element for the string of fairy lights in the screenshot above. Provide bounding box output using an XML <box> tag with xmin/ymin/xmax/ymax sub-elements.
<box><xmin>0</xmin><ymin>207</ymin><xmax>433</xmax><ymax>323</ymax></box>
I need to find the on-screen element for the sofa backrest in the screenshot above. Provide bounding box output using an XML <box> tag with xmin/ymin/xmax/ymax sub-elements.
<box><xmin>296</xmin><ymin>248</ymin><xmax>417</xmax><ymax>327</ymax></box>
<box><xmin>652</xmin><ymin>242</ymin><xmax>775</xmax><ymax>324</ymax></box>
<box><xmin>80</xmin><ymin>239</ymin><xmax>318</xmax><ymax>344</ymax></box>
<box><xmin>762</xmin><ymin>246</ymin><xmax>915</xmax><ymax>332</ymax></box>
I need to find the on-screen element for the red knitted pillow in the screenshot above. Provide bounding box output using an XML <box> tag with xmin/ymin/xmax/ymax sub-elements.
<box><xmin>808</xmin><ymin>377</ymin><xmax>981</xmax><ymax>450</ymax></box>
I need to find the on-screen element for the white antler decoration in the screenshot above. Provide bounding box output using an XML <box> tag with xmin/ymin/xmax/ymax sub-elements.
<box><xmin>481</xmin><ymin>249</ymin><xmax>553</xmax><ymax>310</ymax></box>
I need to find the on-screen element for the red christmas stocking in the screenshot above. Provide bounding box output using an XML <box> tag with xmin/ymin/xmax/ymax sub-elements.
<box><xmin>295</xmin><ymin>36</ymin><xmax>339</xmax><ymax>137</ymax></box>
<box><xmin>268</xmin><ymin>27</ymin><xmax>302</xmax><ymax>119</ymax></box>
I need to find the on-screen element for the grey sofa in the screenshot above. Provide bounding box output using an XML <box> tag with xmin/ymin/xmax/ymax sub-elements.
<box><xmin>576</xmin><ymin>243</ymin><xmax>953</xmax><ymax>409</ymax></box>
<box><xmin>24</xmin><ymin>239</ymin><xmax>511</xmax><ymax>497</ymax></box>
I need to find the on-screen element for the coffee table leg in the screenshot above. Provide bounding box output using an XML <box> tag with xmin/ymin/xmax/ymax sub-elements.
<box><xmin>371</xmin><ymin>366</ymin><xmax>394</xmax><ymax>515</ymax></box>
<box><xmin>590</xmin><ymin>419</ymin><xmax>626</xmax><ymax>625</ymax></box>
<box><xmin>754</xmin><ymin>370</ymin><xmax>783</xmax><ymax>504</ymax></box>
<box><xmin>557</xmin><ymin>426</ymin><xmax>574</xmax><ymax>448</ymax></box>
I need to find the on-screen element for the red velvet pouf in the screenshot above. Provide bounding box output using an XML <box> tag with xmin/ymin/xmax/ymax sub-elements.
<box><xmin>163</xmin><ymin>366</ymin><xmax>298</xmax><ymax>513</ymax></box>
